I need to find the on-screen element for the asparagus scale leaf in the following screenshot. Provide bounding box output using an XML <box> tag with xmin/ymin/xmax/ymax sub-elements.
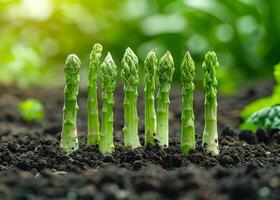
<box><xmin>202</xmin><ymin>51</ymin><xmax>219</xmax><ymax>155</ymax></box>
<box><xmin>99</xmin><ymin>53</ymin><xmax>118</xmax><ymax>154</ymax></box>
<box><xmin>180</xmin><ymin>52</ymin><xmax>196</xmax><ymax>155</ymax></box>
<box><xmin>87</xmin><ymin>44</ymin><xmax>102</xmax><ymax>145</ymax></box>
<box><xmin>156</xmin><ymin>51</ymin><xmax>175</xmax><ymax>147</ymax></box>
<box><xmin>121</xmin><ymin>47</ymin><xmax>141</xmax><ymax>148</ymax></box>
<box><xmin>144</xmin><ymin>49</ymin><xmax>158</xmax><ymax>145</ymax></box>
<box><xmin>60</xmin><ymin>54</ymin><xmax>81</xmax><ymax>154</ymax></box>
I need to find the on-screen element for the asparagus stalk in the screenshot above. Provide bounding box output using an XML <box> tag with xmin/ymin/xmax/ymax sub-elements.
<box><xmin>99</xmin><ymin>53</ymin><xmax>117</xmax><ymax>154</ymax></box>
<box><xmin>60</xmin><ymin>54</ymin><xmax>81</xmax><ymax>154</ymax></box>
<box><xmin>202</xmin><ymin>51</ymin><xmax>219</xmax><ymax>155</ymax></box>
<box><xmin>144</xmin><ymin>49</ymin><xmax>158</xmax><ymax>145</ymax></box>
<box><xmin>156</xmin><ymin>51</ymin><xmax>175</xmax><ymax>147</ymax></box>
<box><xmin>121</xmin><ymin>47</ymin><xmax>141</xmax><ymax>148</ymax></box>
<box><xmin>180</xmin><ymin>52</ymin><xmax>196</xmax><ymax>155</ymax></box>
<box><xmin>87</xmin><ymin>44</ymin><xmax>102</xmax><ymax>145</ymax></box>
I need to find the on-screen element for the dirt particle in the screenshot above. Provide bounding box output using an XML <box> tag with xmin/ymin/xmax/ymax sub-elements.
<box><xmin>256</xmin><ymin>128</ymin><xmax>270</xmax><ymax>143</ymax></box>
<box><xmin>239</xmin><ymin>131</ymin><xmax>257</xmax><ymax>144</ymax></box>
<box><xmin>221</xmin><ymin>127</ymin><xmax>236</xmax><ymax>137</ymax></box>
<box><xmin>272</xmin><ymin>131</ymin><xmax>280</xmax><ymax>143</ymax></box>
<box><xmin>220</xmin><ymin>155</ymin><xmax>234</xmax><ymax>166</ymax></box>
<box><xmin>133</xmin><ymin>160</ymin><xmax>143</xmax><ymax>170</ymax></box>
<box><xmin>103</xmin><ymin>155</ymin><xmax>115</xmax><ymax>163</ymax></box>
<box><xmin>189</xmin><ymin>152</ymin><xmax>204</xmax><ymax>164</ymax></box>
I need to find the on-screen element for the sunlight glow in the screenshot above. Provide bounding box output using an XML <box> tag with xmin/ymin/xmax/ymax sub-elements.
<box><xmin>5</xmin><ymin>0</ymin><xmax>53</xmax><ymax>21</ymax></box>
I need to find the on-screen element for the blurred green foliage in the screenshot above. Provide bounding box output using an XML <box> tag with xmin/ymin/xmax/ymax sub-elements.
<box><xmin>241</xmin><ymin>63</ymin><xmax>280</xmax><ymax>119</ymax></box>
<box><xmin>18</xmin><ymin>98</ymin><xmax>45</xmax><ymax>122</ymax></box>
<box><xmin>0</xmin><ymin>0</ymin><xmax>280</xmax><ymax>92</ymax></box>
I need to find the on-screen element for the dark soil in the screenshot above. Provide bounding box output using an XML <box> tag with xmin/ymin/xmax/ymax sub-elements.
<box><xmin>0</xmin><ymin>82</ymin><xmax>279</xmax><ymax>200</ymax></box>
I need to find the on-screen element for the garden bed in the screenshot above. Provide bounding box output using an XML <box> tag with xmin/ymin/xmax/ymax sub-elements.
<box><xmin>0</xmin><ymin>82</ymin><xmax>279</xmax><ymax>200</ymax></box>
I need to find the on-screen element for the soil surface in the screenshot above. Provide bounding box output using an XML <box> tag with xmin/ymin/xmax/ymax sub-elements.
<box><xmin>0</xmin><ymin>82</ymin><xmax>279</xmax><ymax>200</ymax></box>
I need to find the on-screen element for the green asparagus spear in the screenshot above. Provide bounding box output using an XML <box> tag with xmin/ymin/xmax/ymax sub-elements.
<box><xmin>121</xmin><ymin>47</ymin><xmax>141</xmax><ymax>148</ymax></box>
<box><xmin>60</xmin><ymin>54</ymin><xmax>81</xmax><ymax>154</ymax></box>
<box><xmin>144</xmin><ymin>49</ymin><xmax>158</xmax><ymax>145</ymax></box>
<box><xmin>180</xmin><ymin>52</ymin><xmax>196</xmax><ymax>155</ymax></box>
<box><xmin>202</xmin><ymin>51</ymin><xmax>219</xmax><ymax>155</ymax></box>
<box><xmin>99</xmin><ymin>53</ymin><xmax>117</xmax><ymax>154</ymax></box>
<box><xmin>87</xmin><ymin>44</ymin><xmax>102</xmax><ymax>145</ymax></box>
<box><xmin>156</xmin><ymin>51</ymin><xmax>175</xmax><ymax>147</ymax></box>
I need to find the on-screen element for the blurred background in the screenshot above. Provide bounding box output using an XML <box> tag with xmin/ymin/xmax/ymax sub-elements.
<box><xmin>1</xmin><ymin>0</ymin><xmax>280</xmax><ymax>93</ymax></box>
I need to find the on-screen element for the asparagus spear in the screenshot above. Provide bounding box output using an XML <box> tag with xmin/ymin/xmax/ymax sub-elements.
<box><xmin>144</xmin><ymin>49</ymin><xmax>158</xmax><ymax>145</ymax></box>
<box><xmin>121</xmin><ymin>47</ymin><xmax>141</xmax><ymax>148</ymax></box>
<box><xmin>156</xmin><ymin>51</ymin><xmax>175</xmax><ymax>147</ymax></box>
<box><xmin>99</xmin><ymin>53</ymin><xmax>117</xmax><ymax>154</ymax></box>
<box><xmin>60</xmin><ymin>54</ymin><xmax>81</xmax><ymax>154</ymax></box>
<box><xmin>202</xmin><ymin>51</ymin><xmax>219</xmax><ymax>155</ymax></box>
<box><xmin>180</xmin><ymin>52</ymin><xmax>196</xmax><ymax>155</ymax></box>
<box><xmin>87</xmin><ymin>44</ymin><xmax>102</xmax><ymax>145</ymax></box>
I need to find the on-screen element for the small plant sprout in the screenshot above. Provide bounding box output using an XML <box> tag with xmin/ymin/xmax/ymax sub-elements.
<box><xmin>180</xmin><ymin>52</ymin><xmax>196</xmax><ymax>155</ymax></box>
<box><xmin>202</xmin><ymin>51</ymin><xmax>219</xmax><ymax>155</ymax></box>
<box><xmin>87</xmin><ymin>44</ymin><xmax>102</xmax><ymax>145</ymax></box>
<box><xmin>156</xmin><ymin>51</ymin><xmax>175</xmax><ymax>147</ymax></box>
<box><xmin>99</xmin><ymin>53</ymin><xmax>117</xmax><ymax>154</ymax></box>
<box><xmin>60</xmin><ymin>54</ymin><xmax>81</xmax><ymax>154</ymax></box>
<box><xmin>19</xmin><ymin>98</ymin><xmax>44</xmax><ymax>122</ymax></box>
<box><xmin>144</xmin><ymin>49</ymin><xmax>158</xmax><ymax>145</ymax></box>
<box><xmin>121</xmin><ymin>47</ymin><xmax>141</xmax><ymax>148</ymax></box>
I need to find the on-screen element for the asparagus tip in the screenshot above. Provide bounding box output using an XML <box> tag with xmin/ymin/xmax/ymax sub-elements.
<box><xmin>90</xmin><ymin>44</ymin><xmax>103</xmax><ymax>64</ymax></box>
<box><xmin>93</xmin><ymin>43</ymin><xmax>103</xmax><ymax>53</ymax></box>
<box><xmin>65</xmin><ymin>54</ymin><xmax>81</xmax><ymax>72</ymax></box>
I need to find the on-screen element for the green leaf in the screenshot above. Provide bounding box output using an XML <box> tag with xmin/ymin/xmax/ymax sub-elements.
<box><xmin>240</xmin><ymin>104</ymin><xmax>280</xmax><ymax>132</ymax></box>
<box><xmin>241</xmin><ymin>96</ymin><xmax>280</xmax><ymax>119</ymax></box>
